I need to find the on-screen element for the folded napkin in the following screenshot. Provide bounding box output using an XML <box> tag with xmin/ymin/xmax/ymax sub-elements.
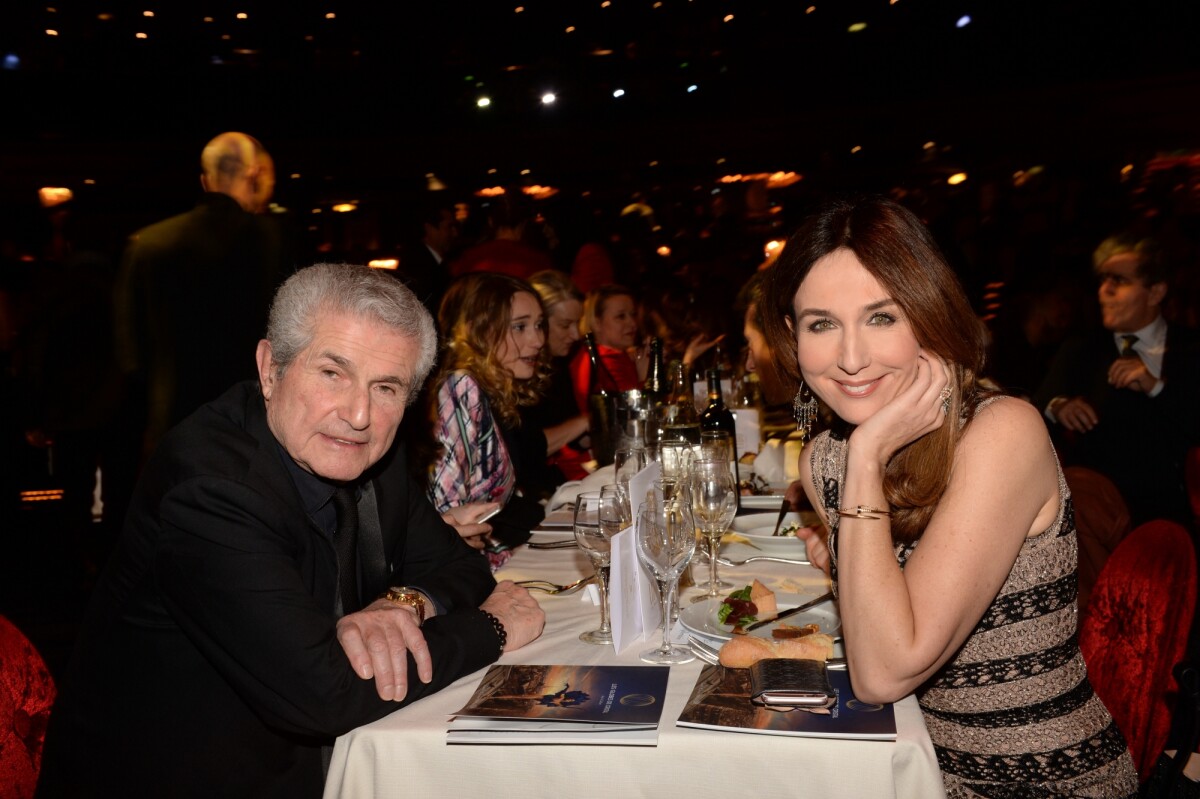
<box><xmin>546</xmin><ymin>464</ymin><xmax>617</xmax><ymax>511</ymax></box>
<box><xmin>753</xmin><ymin>439</ymin><xmax>804</xmax><ymax>484</ymax></box>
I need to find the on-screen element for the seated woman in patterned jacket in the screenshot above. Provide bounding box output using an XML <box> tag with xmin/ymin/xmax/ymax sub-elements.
<box><xmin>420</xmin><ymin>272</ymin><xmax>550</xmax><ymax>568</ymax></box>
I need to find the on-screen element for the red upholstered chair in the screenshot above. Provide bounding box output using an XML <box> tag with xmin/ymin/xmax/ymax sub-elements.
<box><xmin>1080</xmin><ymin>520</ymin><xmax>1198</xmax><ymax>779</ymax></box>
<box><xmin>0</xmin><ymin>615</ymin><xmax>57</xmax><ymax>799</ymax></box>
<box><xmin>1065</xmin><ymin>466</ymin><xmax>1133</xmax><ymax>612</ymax></box>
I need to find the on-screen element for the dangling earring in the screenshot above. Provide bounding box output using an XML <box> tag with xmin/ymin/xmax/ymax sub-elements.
<box><xmin>793</xmin><ymin>381</ymin><xmax>817</xmax><ymax>440</ymax></box>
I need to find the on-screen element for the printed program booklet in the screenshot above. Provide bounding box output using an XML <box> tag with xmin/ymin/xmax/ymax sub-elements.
<box><xmin>448</xmin><ymin>664</ymin><xmax>671</xmax><ymax>745</ymax></box>
<box><xmin>676</xmin><ymin>664</ymin><xmax>897</xmax><ymax>741</ymax></box>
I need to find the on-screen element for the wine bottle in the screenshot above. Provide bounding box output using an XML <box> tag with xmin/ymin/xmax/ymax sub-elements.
<box><xmin>700</xmin><ymin>368</ymin><xmax>736</xmax><ymax>443</ymax></box>
<box><xmin>701</xmin><ymin>367</ymin><xmax>741</xmax><ymax>503</ymax></box>
<box><xmin>661</xmin><ymin>359</ymin><xmax>701</xmax><ymax>446</ymax></box>
<box><xmin>644</xmin><ymin>337</ymin><xmax>666</xmax><ymax>403</ymax></box>
<box><xmin>584</xmin><ymin>333</ymin><xmax>618</xmax><ymax>465</ymax></box>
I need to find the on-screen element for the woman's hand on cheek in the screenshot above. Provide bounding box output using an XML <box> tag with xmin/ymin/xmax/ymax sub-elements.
<box><xmin>849</xmin><ymin>354</ymin><xmax>951</xmax><ymax>466</ymax></box>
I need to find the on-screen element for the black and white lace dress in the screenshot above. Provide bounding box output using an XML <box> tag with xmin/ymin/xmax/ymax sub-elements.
<box><xmin>809</xmin><ymin>406</ymin><xmax>1138</xmax><ymax>798</ymax></box>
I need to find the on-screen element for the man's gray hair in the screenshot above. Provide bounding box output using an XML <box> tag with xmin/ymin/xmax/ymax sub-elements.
<box><xmin>265</xmin><ymin>263</ymin><xmax>438</xmax><ymax>404</ymax></box>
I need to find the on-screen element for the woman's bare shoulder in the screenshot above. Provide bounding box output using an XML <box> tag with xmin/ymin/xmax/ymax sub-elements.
<box><xmin>964</xmin><ymin>394</ymin><xmax>1048</xmax><ymax>441</ymax></box>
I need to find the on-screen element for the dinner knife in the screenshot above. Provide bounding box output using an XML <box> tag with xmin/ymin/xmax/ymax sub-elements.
<box><xmin>739</xmin><ymin>590</ymin><xmax>834</xmax><ymax>633</ymax></box>
<box><xmin>527</xmin><ymin>539</ymin><xmax>578</xmax><ymax>549</ymax></box>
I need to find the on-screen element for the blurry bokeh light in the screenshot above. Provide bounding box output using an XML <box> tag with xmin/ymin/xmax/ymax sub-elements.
<box><xmin>947</xmin><ymin>172</ymin><xmax>968</xmax><ymax>185</ymax></box>
<box><xmin>38</xmin><ymin>187</ymin><xmax>73</xmax><ymax>207</ymax></box>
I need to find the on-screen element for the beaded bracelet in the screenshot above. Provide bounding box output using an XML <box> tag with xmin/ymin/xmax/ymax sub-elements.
<box><xmin>837</xmin><ymin>505</ymin><xmax>892</xmax><ymax>520</ymax></box>
<box><xmin>479</xmin><ymin>609</ymin><xmax>507</xmax><ymax>656</ymax></box>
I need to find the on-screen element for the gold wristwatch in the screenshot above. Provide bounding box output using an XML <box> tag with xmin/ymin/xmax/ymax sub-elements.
<box><xmin>381</xmin><ymin>587</ymin><xmax>426</xmax><ymax>626</ymax></box>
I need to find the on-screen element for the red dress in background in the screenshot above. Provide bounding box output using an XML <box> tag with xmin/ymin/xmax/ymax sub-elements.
<box><xmin>449</xmin><ymin>239</ymin><xmax>553</xmax><ymax>280</ymax></box>
<box><xmin>558</xmin><ymin>344</ymin><xmax>639</xmax><ymax>480</ymax></box>
<box><xmin>569</xmin><ymin>343</ymin><xmax>640</xmax><ymax>416</ymax></box>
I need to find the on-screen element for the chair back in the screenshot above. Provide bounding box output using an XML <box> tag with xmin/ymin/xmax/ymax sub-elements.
<box><xmin>0</xmin><ymin>614</ymin><xmax>57</xmax><ymax>799</ymax></box>
<box><xmin>1079</xmin><ymin>520</ymin><xmax>1197</xmax><ymax>778</ymax></box>
<box><xmin>1065</xmin><ymin>466</ymin><xmax>1132</xmax><ymax>612</ymax></box>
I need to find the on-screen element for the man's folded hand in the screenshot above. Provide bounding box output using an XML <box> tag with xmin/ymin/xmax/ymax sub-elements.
<box><xmin>336</xmin><ymin>600</ymin><xmax>432</xmax><ymax>701</ymax></box>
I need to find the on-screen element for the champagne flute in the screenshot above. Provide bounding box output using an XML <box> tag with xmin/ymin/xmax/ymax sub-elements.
<box><xmin>690</xmin><ymin>459</ymin><xmax>738</xmax><ymax>603</ymax></box>
<box><xmin>635</xmin><ymin>494</ymin><xmax>697</xmax><ymax>664</ymax></box>
<box><xmin>574</xmin><ymin>491</ymin><xmax>618</xmax><ymax>644</ymax></box>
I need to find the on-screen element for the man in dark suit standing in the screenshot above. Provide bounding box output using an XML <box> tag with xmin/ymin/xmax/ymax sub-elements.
<box><xmin>38</xmin><ymin>264</ymin><xmax>544</xmax><ymax>798</ymax></box>
<box><xmin>114</xmin><ymin>132</ymin><xmax>288</xmax><ymax>461</ymax></box>
<box><xmin>1035</xmin><ymin>234</ymin><xmax>1200</xmax><ymax>525</ymax></box>
<box><xmin>397</xmin><ymin>195</ymin><xmax>459</xmax><ymax>317</ymax></box>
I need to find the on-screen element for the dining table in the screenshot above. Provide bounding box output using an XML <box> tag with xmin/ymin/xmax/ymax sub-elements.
<box><xmin>323</xmin><ymin>526</ymin><xmax>947</xmax><ymax>799</ymax></box>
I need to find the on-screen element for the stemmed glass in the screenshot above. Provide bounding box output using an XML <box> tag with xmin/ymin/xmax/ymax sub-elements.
<box><xmin>700</xmin><ymin>430</ymin><xmax>735</xmax><ymax>462</ymax></box>
<box><xmin>574</xmin><ymin>491</ymin><xmax>622</xmax><ymax>644</ymax></box>
<box><xmin>635</xmin><ymin>493</ymin><xmax>697</xmax><ymax>664</ymax></box>
<box><xmin>613</xmin><ymin>447</ymin><xmax>647</xmax><ymax>513</ymax></box>
<box><xmin>655</xmin><ymin>440</ymin><xmax>694</xmax><ymax>501</ymax></box>
<box><xmin>690</xmin><ymin>459</ymin><xmax>738</xmax><ymax>603</ymax></box>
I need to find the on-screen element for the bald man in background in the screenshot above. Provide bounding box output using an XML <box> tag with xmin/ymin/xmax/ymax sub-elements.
<box><xmin>115</xmin><ymin>132</ymin><xmax>291</xmax><ymax>463</ymax></box>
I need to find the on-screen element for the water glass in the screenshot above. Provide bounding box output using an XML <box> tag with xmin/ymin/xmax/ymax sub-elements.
<box><xmin>573</xmin><ymin>491</ymin><xmax>617</xmax><ymax>644</ymax></box>
<box><xmin>635</xmin><ymin>494</ymin><xmax>697</xmax><ymax>664</ymax></box>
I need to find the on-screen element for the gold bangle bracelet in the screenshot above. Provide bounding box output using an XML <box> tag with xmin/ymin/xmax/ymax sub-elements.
<box><xmin>837</xmin><ymin>505</ymin><xmax>891</xmax><ymax>520</ymax></box>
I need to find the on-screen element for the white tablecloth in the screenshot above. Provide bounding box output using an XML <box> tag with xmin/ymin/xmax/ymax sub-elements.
<box><xmin>324</xmin><ymin>538</ymin><xmax>946</xmax><ymax>799</ymax></box>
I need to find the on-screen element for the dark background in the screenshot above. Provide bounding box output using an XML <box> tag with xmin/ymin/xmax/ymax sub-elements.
<box><xmin>2</xmin><ymin>0</ymin><xmax>1198</xmax><ymax>221</ymax></box>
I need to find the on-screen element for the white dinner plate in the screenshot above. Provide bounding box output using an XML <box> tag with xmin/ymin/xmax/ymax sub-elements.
<box><xmin>678</xmin><ymin>593</ymin><xmax>840</xmax><ymax>643</ymax></box>
<box><xmin>738</xmin><ymin>492</ymin><xmax>790</xmax><ymax>509</ymax></box>
<box><xmin>534</xmin><ymin>508</ymin><xmax>574</xmax><ymax>530</ymax></box>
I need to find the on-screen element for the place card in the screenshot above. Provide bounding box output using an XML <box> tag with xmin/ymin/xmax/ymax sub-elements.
<box><xmin>733</xmin><ymin>407</ymin><xmax>759</xmax><ymax>461</ymax></box>
<box><xmin>609</xmin><ymin>525</ymin><xmax>660</xmax><ymax>653</ymax></box>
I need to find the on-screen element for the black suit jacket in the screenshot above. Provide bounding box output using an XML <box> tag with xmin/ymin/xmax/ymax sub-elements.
<box><xmin>114</xmin><ymin>193</ymin><xmax>289</xmax><ymax>452</ymax></box>
<box><xmin>1034</xmin><ymin>323</ymin><xmax>1200</xmax><ymax>524</ymax></box>
<box><xmin>38</xmin><ymin>382</ymin><xmax>498</xmax><ymax>798</ymax></box>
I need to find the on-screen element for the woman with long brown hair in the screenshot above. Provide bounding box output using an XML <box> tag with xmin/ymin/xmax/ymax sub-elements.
<box><xmin>763</xmin><ymin>196</ymin><xmax>1136</xmax><ymax>797</ymax></box>
<box><xmin>424</xmin><ymin>272</ymin><xmax>549</xmax><ymax>564</ymax></box>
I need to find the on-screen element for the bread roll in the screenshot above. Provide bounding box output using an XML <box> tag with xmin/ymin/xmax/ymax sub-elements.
<box><xmin>717</xmin><ymin>633</ymin><xmax>835</xmax><ymax>668</ymax></box>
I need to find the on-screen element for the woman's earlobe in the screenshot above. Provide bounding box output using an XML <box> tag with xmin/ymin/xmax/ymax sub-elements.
<box><xmin>784</xmin><ymin>315</ymin><xmax>794</xmax><ymax>334</ymax></box>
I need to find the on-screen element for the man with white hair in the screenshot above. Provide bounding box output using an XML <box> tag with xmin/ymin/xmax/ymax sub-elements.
<box><xmin>40</xmin><ymin>264</ymin><xmax>544</xmax><ymax>798</ymax></box>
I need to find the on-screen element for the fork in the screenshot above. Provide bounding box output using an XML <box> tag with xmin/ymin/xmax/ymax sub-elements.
<box><xmin>714</xmin><ymin>554</ymin><xmax>811</xmax><ymax>567</ymax></box>
<box><xmin>687</xmin><ymin>636</ymin><xmax>722</xmax><ymax>665</ymax></box>
<box><xmin>515</xmin><ymin>576</ymin><xmax>594</xmax><ymax>595</ymax></box>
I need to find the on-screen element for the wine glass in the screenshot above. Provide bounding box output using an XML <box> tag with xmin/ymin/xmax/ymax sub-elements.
<box><xmin>701</xmin><ymin>429</ymin><xmax>740</xmax><ymax>502</ymax></box>
<box><xmin>613</xmin><ymin>447</ymin><xmax>647</xmax><ymax>512</ymax></box>
<box><xmin>574</xmin><ymin>491</ymin><xmax>619</xmax><ymax>644</ymax></box>
<box><xmin>599</xmin><ymin>484</ymin><xmax>632</xmax><ymax>532</ymax></box>
<box><xmin>700</xmin><ymin>430</ymin><xmax>734</xmax><ymax>462</ymax></box>
<box><xmin>655</xmin><ymin>440</ymin><xmax>694</xmax><ymax>501</ymax></box>
<box><xmin>635</xmin><ymin>494</ymin><xmax>697</xmax><ymax>664</ymax></box>
<box><xmin>690</xmin><ymin>459</ymin><xmax>738</xmax><ymax>603</ymax></box>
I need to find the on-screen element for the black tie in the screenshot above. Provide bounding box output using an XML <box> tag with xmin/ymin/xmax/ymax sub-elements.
<box><xmin>332</xmin><ymin>487</ymin><xmax>360</xmax><ymax>614</ymax></box>
<box><xmin>1120</xmin><ymin>334</ymin><xmax>1138</xmax><ymax>357</ymax></box>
